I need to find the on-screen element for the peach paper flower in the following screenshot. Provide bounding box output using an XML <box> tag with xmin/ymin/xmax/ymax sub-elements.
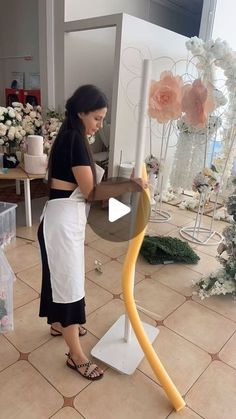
<box><xmin>182</xmin><ymin>79</ymin><xmax>216</xmax><ymax>128</ymax></box>
<box><xmin>148</xmin><ymin>71</ymin><xmax>183</xmax><ymax>123</ymax></box>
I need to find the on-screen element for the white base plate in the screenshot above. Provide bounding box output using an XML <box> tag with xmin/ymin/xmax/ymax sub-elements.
<box><xmin>180</xmin><ymin>226</ymin><xmax>223</xmax><ymax>245</ymax></box>
<box><xmin>91</xmin><ymin>314</ymin><xmax>159</xmax><ymax>375</ymax></box>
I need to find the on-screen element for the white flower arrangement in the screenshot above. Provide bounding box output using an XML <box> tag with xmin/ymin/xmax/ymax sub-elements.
<box><xmin>0</xmin><ymin>106</ymin><xmax>26</xmax><ymax>149</ymax></box>
<box><xmin>192</xmin><ymin>167</ymin><xmax>220</xmax><ymax>194</ymax></box>
<box><xmin>195</xmin><ymin>178</ymin><xmax>236</xmax><ymax>298</ymax></box>
<box><xmin>186</xmin><ymin>37</ymin><xmax>236</xmax><ymax>182</ymax></box>
<box><xmin>41</xmin><ymin>110</ymin><xmax>63</xmax><ymax>154</ymax></box>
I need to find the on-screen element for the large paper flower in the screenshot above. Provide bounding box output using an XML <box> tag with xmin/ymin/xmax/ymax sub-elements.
<box><xmin>182</xmin><ymin>79</ymin><xmax>216</xmax><ymax>128</ymax></box>
<box><xmin>148</xmin><ymin>71</ymin><xmax>183</xmax><ymax>123</ymax></box>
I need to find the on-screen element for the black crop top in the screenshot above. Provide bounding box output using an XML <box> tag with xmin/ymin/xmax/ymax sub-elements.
<box><xmin>51</xmin><ymin>130</ymin><xmax>91</xmax><ymax>183</ymax></box>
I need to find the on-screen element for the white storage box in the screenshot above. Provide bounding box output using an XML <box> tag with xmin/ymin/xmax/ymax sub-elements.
<box><xmin>0</xmin><ymin>249</ymin><xmax>15</xmax><ymax>332</ymax></box>
<box><xmin>0</xmin><ymin>202</ymin><xmax>17</xmax><ymax>248</ymax></box>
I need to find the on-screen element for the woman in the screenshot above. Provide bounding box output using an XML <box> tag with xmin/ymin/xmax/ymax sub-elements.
<box><xmin>38</xmin><ymin>85</ymin><xmax>146</xmax><ymax>381</ymax></box>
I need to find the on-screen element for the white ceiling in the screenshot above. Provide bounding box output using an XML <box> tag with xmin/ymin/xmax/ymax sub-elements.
<box><xmin>151</xmin><ymin>0</ymin><xmax>203</xmax><ymax>16</ymax></box>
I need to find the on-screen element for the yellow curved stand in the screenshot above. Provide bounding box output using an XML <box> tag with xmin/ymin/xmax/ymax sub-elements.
<box><xmin>122</xmin><ymin>167</ymin><xmax>185</xmax><ymax>412</ymax></box>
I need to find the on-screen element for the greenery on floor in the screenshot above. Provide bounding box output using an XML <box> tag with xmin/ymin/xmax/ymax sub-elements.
<box><xmin>140</xmin><ymin>235</ymin><xmax>200</xmax><ymax>265</ymax></box>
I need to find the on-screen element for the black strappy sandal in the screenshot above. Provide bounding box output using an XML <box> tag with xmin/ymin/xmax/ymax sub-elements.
<box><xmin>50</xmin><ymin>325</ymin><xmax>87</xmax><ymax>337</ymax></box>
<box><xmin>65</xmin><ymin>353</ymin><xmax>103</xmax><ymax>381</ymax></box>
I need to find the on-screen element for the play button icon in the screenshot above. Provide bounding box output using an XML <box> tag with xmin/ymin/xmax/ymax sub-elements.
<box><xmin>108</xmin><ymin>198</ymin><xmax>131</xmax><ymax>222</ymax></box>
<box><xmin>87</xmin><ymin>176</ymin><xmax>150</xmax><ymax>242</ymax></box>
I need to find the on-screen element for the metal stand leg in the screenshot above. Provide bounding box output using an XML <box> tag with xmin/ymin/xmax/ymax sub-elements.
<box><xmin>23</xmin><ymin>179</ymin><xmax>32</xmax><ymax>227</ymax></box>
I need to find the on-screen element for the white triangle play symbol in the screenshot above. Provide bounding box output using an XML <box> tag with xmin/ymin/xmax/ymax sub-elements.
<box><xmin>108</xmin><ymin>198</ymin><xmax>131</xmax><ymax>222</ymax></box>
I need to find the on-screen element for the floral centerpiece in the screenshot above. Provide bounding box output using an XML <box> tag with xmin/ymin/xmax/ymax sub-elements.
<box><xmin>0</xmin><ymin>106</ymin><xmax>26</xmax><ymax>151</ymax></box>
<box><xmin>12</xmin><ymin>102</ymin><xmax>43</xmax><ymax>151</ymax></box>
<box><xmin>195</xmin><ymin>178</ymin><xmax>236</xmax><ymax>298</ymax></box>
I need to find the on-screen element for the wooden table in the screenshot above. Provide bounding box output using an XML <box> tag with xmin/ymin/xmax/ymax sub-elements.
<box><xmin>0</xmin><ymin>167</ymin><xmax>46</xmax><ymax>227</ymax></box>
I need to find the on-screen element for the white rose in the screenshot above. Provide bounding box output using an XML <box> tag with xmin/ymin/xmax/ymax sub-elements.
<box><xmin>29</xmin><ymin>111</ymin><xmax>36</xmax><ymax>119</ymax></box>
<box><xmin>16</xmin><ymin>113</ymin><xmax>22</xmax><ymax>121</ymax></box>
<box><xmin>34</xmin><ymin>119</ymin><xmax>41</xmax><ymax>127</ymax></box>
<box><xmin>7</xmin><ymin>126</ymin><xmax>16</xmax><ymax>140</ymax></box>
<box><xmin>0</xmin><ymin>107</ymin><xmax>7</xmax><ymax>116</ymax></box>
<box><xmin>0</xmin><ymin>116</ymin><xmax>4</xmax><ymax>121</ymax></box>
<box><xmin>8</xmin><ymin>109</ymin><xmax>16</xmax><ymax>118</ymax></box>
<box><xmin>0</xmin><ymin>123</ymin><xmax>7</xmax><ymax>136</ymax></box>
<box><xmin>0</xmin><ymin>138</ymin><xmax>4</xmax><ymax>145</ymax></box>
<box><xmin>5</xmin><ymin>120</ymin><xmax>12</xmax><ymax>126</ymax></box>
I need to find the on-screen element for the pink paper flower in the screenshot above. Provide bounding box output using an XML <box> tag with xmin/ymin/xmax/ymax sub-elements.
<box><xmin>148</xmin><ymin>71</ymin><xmax>183</xmax><ymax>123</ymax></box>
<box><xmin>182</xmin><ymin>79</ymin><xmax>216</xmax><ymax>128</ymax></box>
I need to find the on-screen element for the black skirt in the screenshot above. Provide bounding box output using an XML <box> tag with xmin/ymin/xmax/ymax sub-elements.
<box><xmin>38</xmin><ymin>189</ymin><xmax>86</xmax><ymax>327</ymax></box>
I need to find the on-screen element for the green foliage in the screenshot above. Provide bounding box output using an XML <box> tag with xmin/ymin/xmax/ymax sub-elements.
<box><xmin>140</xmin><ymin>235</ymin><xmax>200</xmax><ymax>265</ymax></box>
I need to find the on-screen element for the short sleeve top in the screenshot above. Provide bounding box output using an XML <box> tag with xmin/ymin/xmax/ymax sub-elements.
<box><xmin>51</xmin><ymin>130</ymin><xmax>91</xmax><ymax>183</ymax></box>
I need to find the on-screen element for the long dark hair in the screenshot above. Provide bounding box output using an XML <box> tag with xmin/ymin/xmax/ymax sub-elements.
<box><xmin>47</xmin><ymin>84</ymin><xmax>108</xmax><ymax>187</ymax></box>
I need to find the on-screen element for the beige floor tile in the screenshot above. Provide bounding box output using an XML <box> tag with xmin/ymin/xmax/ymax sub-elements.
<box><xmin>154</xmin><ymin>265</ymin><xmax>202</xmax><ymax>297</ymax></box>
<box><xmin>85</xmin><ymin>279</ymin><xmax>113</xmax><ymax>315</ymax></box>
<box><xmin>146</xmin><ymin>222</ymin><xmax>177</xmax><ymax>236</ymax></box>
<box><xmin>16</xmin><ymin>224</ymin><xmax>39</xmax><ymax>241</ymax></box>
<box><xmin>117</xmin><ymin>253</ymin><xmax>164</xmax><ymax>276</ymax></box>
<box><xmin>185</xmin><ymin>249</ymin><xmax>221</xmax><ymax>275</ymax></box>
<box><xmin>52</xmin><ymin>407</ymin><xmax>84</xmax><ymax>418</ymax></box>
<box><xmin>0</xmin><ymin>360</ymin><xmax>63</xmax><ymax>419</ymax></box>
<box><xmin>138</xmin><ymin>326</ymin><xmax>211</xmax><ymax>395</ymax></box>
<box><xmin>5</xmin><ymin>243</ymin><xmax>40</xmax><ymax>273</ymax></box>
<box><xmin>88</xmin><ymin>237</ymin><xmax>128</xmax><ymax>259</ymax></box>
<box><xmin>7</xmin><ymin>299</ymin><xmax>50</xmax><ymax>352</ymax></box>
<box><xmin>86</xmin><ymin>260</ymin><xmax>144</xmax><ymax>295</ymax></box>
<box><xmin>186</xmin><ymin>361</ymin><xmax>236</xmax><ymax>419</ymax></box>
<box><xmin>85</xmin><ymin>245</ymin><xmax>111</xmax><ymax>273</ymax></box>
<box><xmin>86</xmin><ymin>299</ymin><xmax>156</xmax><ymax>339</ymax></box>
<box><xmin>0</xmin><ymin>335</ymin><xmax>19</xmax><ymax>371</ymax></box>
<box><xmin>192</xmin><ymin>294</ymin><xmax>236</xmax><ymax>322</ymax></box>
<box><xmin>219</xmin><ymin>332</ymin><xmax>236</xmax><ymax>369</ymax></box>
<box><xmin>31</xmin><ymin>240</ymin><xmax>39</xmax><ymax>248</ymax></box>
<box><xmin>134</xmin><ymin>279</ymin><xmax>185</xmax><ymax>321</ymax></box>
<box><xmin>169</xmin><ymin>207</ymin><xmax>197</xmax><ymax>220</ymax></box>
<box><xmin>169</xmin><ymin>212</ymin><xmax>196</xmax><ymax>228</ymax></box>
<box><xmin>3</xmin><ymin>237</ymin><xmax>31</xmax><ymax>250</ymax></box>
<box><xmin>13</xmin><ymin>277</ymin><xmax>39</xmax><ymax>309</ymax></box>
<box><xmin>164</xmin><ymin>301</ymin><xmax>236</xmax><ymax>353</ymax></box>
<box><xmin>17</xmin><ymin>263</ymin><xmax>42</xmax><ymax>293</ymax></box>
<box><xmin>74</xmin><ymin>368</ymin><xmax>172</xmax><ymax>419</ymax></box>
<box><xmin>195</xmin><ymin>240</ymin><xmax>221</xmax><ymax>257</ymax></box>
<box><xmin>85</xmin><ymin>224</ymin><xmax>100</xmax><ymax>244</ymax></box>
<box><xmin>29</xmin><ymin>332</ymin><xmax>104</xmax><ymax>398</ymax></box>
<box><xmin>168</xmin><ymin>407</ymin><xmax>202</xmax><ymax>418</ymax></box>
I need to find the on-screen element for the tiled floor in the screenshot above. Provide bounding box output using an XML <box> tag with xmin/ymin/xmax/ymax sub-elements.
<box><xmin>1</xmin><ymin>198</ymin><xmax>236</xmax><ymax>419</ymax></box>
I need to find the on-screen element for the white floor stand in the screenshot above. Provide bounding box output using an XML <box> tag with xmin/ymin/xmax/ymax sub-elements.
<box><xmin>91</xmin><ymin>314</ymin><xmax>159</xmax><ymax>374</ymax></box>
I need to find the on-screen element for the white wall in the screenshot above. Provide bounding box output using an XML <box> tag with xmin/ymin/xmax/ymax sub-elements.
<box><xmin>65</xmin><ymin>0</ymin><xmax>150</xmax><ymax>22</ymax></box>
<box><xmin>65</xmin><ymin>27</ymin><xmax>116</xmax><ymax>120</ymax></box>
<box><xmin>112</xmin><ymin>14</ymin><xmax>188</xmax><ymax>178</ymax></box>
<box><xmin>0</xmin><ymin>0</ymin><xmax>39</xmax><ymax>105</ymax></box>
<box><xmin>212</xmin><ymin>0</ymin><xmax>236</xmax><ymax>48</ymax></box>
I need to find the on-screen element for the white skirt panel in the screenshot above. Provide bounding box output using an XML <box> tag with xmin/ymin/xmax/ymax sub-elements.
<box><xmin>43</xmin><ymin>198</ymin><xmax>87</xmax><ymax>303</ymax></box>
